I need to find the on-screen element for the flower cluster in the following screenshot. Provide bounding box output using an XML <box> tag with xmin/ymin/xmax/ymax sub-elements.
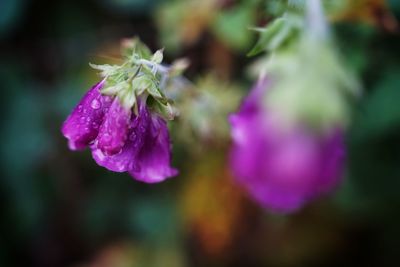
<box><xmin>60</xmin><ymin>0</ymin><xmax>360</xmax><ymax>213</ymax></box>
<box><xmin>62</xmin><ymin>38</ymin><xmax>182</xmax><ymax>183</ymax></box>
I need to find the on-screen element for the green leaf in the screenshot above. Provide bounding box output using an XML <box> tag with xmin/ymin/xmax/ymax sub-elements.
<box><xmin>267</xmin><ymin>22</ymin><xmax>292</xmax><ymax>50</ymax></box>
<box><xmin>212</xmin><ymin>4</ymin><xmax>255</xmax><ymax>51</ymax></box>
<box><xmin>288</xmin><ymin>0</ymin><xmax>305</xmax><ymax>10</ymax></box>
<box><xmin>352</xmin><ymin>69</ymin><xmax>400</xmax><ymax>139</ymax></box>
<box><xmin>247</xmin><ymin>17</ymin><xmax>286</xmax><ymax>56</ymax></box>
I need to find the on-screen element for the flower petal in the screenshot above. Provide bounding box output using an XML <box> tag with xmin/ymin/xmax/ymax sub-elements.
<box><xmin>96</xmin><ymin>98</ymin><xmax>131</xmax><ymax>155</ymax></box>
<box><xmin>129</xmin><ymin>114</ymin><xmax>178</xmax><ymax>183</ymax></box>
<box><xmin>91</xmin><ymin>113</ymin><xmax>143</xmax><ymax>173</ymax></box>
<box><xmin>62</xmin><ymin>80</ymin><xmax>112</xmax><ymax>150</ymax></box>
<box><xmin>313</xmin><ymin>130</ymin><xmax>345</xmax><ymax>195</ymax></box>
<box><xmin>91</xmin><ymin>102</ymin><xmax>178</xmax><ymax>183</ymax></box>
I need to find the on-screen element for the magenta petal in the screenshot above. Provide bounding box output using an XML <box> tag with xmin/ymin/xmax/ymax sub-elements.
<box><xmin>129</xmin><ymin>115</ymin><xmax>178</xmax><ymax>183</ymax></box>
<box><xmin>96</xmin><ymin>98</ymin><xmax>131</xmax><ymax>155</ymax></box>
<box><xmin>314</xmin><ymin>130</ymin><xmax>346</xmax><ymax>195</ymax></box>
<box><xmin>91</xmin><ymin>102</ymin><xmax>177</xmax><ymax>183</ymax></box>
<box><xmin>91</xmin><ymin>103</ymin><xmax>148</xmax><ymax>173</ymax></box>
<box><xmin>62</xmin><ymin>80</ymin><xmax>112</xmax><ymax>150</ymax></box>
<box><xmin>91</xmin><ymin>138</ymin><xmax>138</xmax><ymax>173</ymax></box>
<box><xmin>229</xmin><ymin>79</ymin><xmax>345</xmax><ymax>213</ymax></box>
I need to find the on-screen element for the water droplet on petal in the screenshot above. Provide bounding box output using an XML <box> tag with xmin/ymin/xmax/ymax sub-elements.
<box><xmin>102</xmin><ymin>133</ymin><xmax>112</xmax><ymax>142</ymax></box>
<box><xmin>91</xmin><ymin>99</ymin><xmax>101</xmax><ymax>109</ymax></box>
<box><xmin>79</xmin><ymin>117</ymin><xmax>86</xmax><ymax>124</ymax></box>
<box><xmin>92</xmin><ymin>122</ymin><xmax>99</xmax><ymax>129</ymax></box>
<box><xmin>129</xmin><ymin>162</ymin><xmax>140</xmax><ymax>172</ymax></box>
<box><xmin>129</xmin><ymin>133</ymin><xmax>136</xmax><ymax>141</ymax></box>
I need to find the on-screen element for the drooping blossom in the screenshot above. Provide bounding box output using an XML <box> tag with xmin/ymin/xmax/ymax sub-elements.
<box><xmin>62</xmin><ymin>82</ymin><xmax>178</xmax><ymax>183</ymax></box>
<box><xmin>229</xmin><ymin>78</ymin><xmax>345</xmax><ymax>213</ymax></box>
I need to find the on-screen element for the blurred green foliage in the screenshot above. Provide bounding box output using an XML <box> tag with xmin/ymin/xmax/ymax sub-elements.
<box><xmin>0</xmin><ymin>0</ymin><xmax>400</xmax><ymax>266</ymax></box>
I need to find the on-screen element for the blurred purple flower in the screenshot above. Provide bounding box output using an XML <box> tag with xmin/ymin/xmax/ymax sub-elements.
<box><xmin>229</xmin><ymin>78</ymin><xmax>345</xmax><ymax>213</ymax></box>
<box><xmin>62</xmin><ymin>81</ymin><xmax>177</xmax><ymax>183</ymax></box>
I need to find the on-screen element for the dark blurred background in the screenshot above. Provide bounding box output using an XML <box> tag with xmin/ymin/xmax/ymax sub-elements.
<box><xmin>1</xmin><ymin>0</ymin><xmax>400</xmax><ymax>266</ymax></box>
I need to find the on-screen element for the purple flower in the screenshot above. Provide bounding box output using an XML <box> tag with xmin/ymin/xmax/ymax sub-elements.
<box><xmin>62</xmin><ymin>82</ymin><xmax>178</xmax><ymax>183</ymax></box>
<box><xmin>229</xmin><ymin>78</ymin><xmax>345</xmax><ymax>213</ymax></box>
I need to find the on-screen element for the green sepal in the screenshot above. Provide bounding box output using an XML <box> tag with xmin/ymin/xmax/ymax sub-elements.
<box><xmin>90</xmin><ymin>36</ymin><xmax>183</xmax><ymax>122</ymax></box>
<box><xmin>131</xmin><ymin>75</ymin><xmax>166</xmax><ymax>100</ymax></box>
<box><xmin>148</xmin><ymin>86</ymin><xmax>164</xmax><ymax>99</ymax></box>
<box><xmin>117</xmin><ymin>85</ymin><xmax>136</xmax><ymax>110</ymax></box>
<box><xmin>122</xmin><ymin>37</ymin><xmax>152</xmax><ymax>60</ymax></box>
<box><xmin>89</xmin><ymin>63</ymin><xmax>121</xmax><ymax>77</ymax></box>
<box><xmin>101</xmin><ymin>82</ymin><xmax>127</xmax><ymax>96</ymax></box>
<box><xmin>149</xmin><ymin>97</ymin><xmax>178</xmax><ymax>121</ymax></box>
<box><xmin>248</xmin><ymin>17</ymin><xmax>286</xmax><ymax>56</ymax></box>
<box><xmin>140</xmin><ymin>64</ymin><xmax>157</xmax><ymax>78</ymax></box>
<box><xmin>151</xmin><ymin>49</ymin><xmax>164</xmax><ymax>64</ymax></box>
<box><xmin>247</xmin><ymin>13</ymin><xmax>302</xmax><ymax>56</ymax></box>
<box><xmin>131</xmin><ymin>76</ymin><xmax>151</xmax><ymax>95</ymax></box>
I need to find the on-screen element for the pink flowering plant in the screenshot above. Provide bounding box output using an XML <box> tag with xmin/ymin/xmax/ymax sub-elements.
<box><xmin>62</xmin><ymin>38</ymin><xmax>186</xmax><ymax>183</ymax></box>
<box><xmin>62</xmin><ymin>0</ymin><xmax>361</xmax><ymax>213</ymax></box>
